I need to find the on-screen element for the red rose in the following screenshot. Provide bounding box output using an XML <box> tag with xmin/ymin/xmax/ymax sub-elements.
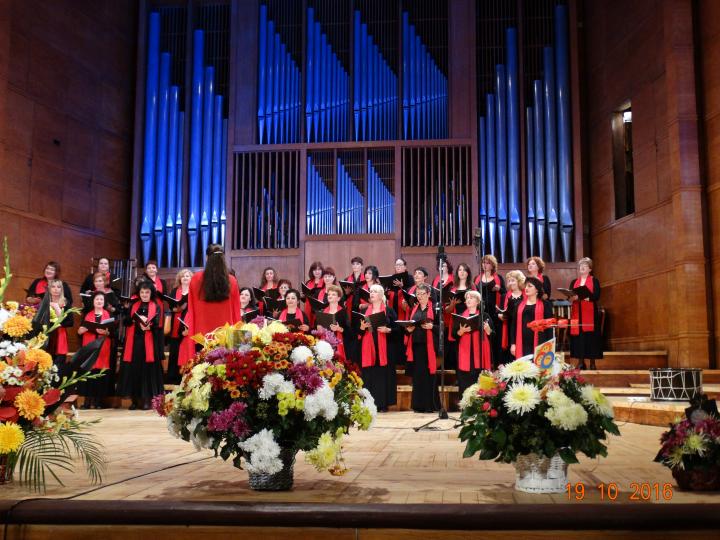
<box><xmin>482</xmin><ymin>401</ymin><xmax>491</xmax><ymax>411</ymax></box>
<box><xmin>489</xmin><ymin>409</ymin><xmax>498</xmax><ymax>418</ymax></box>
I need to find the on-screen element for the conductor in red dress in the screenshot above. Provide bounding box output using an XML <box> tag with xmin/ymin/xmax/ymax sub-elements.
<box><xmin>182</xmin><ymin>244</ymin><xmax>241</xmax><ymax>362</ymax></box>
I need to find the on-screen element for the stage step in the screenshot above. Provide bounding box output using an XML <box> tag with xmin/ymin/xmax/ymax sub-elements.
<box><xmin>596</xmin><ymin>350</ymin><xmax>668</xmax><ymax>369</ymax></box>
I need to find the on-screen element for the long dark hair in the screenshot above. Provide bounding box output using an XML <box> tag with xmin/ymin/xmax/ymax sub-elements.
<box><xmin>455</xmin><ymin>263</ymin><xmax>473</xmax><ymax>289</ymax></box>
<box><xmin>202</xmin><ymin>244</ymin><xmax>230</xmax><ymax>302</ymax></box>
<box><xmin>239</xmin><ymin>287</ymin><xmax>257</xmax><ymax>309</ymax></box>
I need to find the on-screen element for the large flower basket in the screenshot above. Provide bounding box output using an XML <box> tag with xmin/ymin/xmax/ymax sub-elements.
<box><xmin>514</xmin><ymin>452</ymin><xmax>568</xmax><ymax>493</ymax></box>
<box><xmin>244</xmin><ymin>448</ymin><xmax>297</xmax><ymax>491</ymax></box>
<box><xmin>671</xmin><ymin>465</ymin><xmax>720</xmax><ymax>491</ymax></box>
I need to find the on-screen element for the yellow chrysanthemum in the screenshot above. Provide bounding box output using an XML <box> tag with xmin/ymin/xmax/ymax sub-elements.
<box><xmin>0</xmin><ymin>360</ymin><xmax>8</xmax><ymax>372</ymax></box>
<box><xmin>3</xmin><ymin>314</ymin><xmax>32</xmax><ymax>338</ymax></box>
<box><xmin>25</xmin><ymin>348</ymin><xmax>53</xmax><ymax>372</ymax></box>
<box><xmin>5</xmin><ymin>301</ymin><xmax>19</xmax><ymax>311</ymax></box>
<box><xmin>15</xmin><ymin>390</ymin><xmax>46</xmax><ymax>420</ymax></box>
<box><xmin>0</xmin><ymin>422</ymin><xmax>25</xmax><ymax>454</ymax></box>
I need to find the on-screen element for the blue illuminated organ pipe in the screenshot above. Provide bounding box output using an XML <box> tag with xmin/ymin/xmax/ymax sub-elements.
<box><xmin>304</xmin><ymin>8</ymin><xmax>349</xmax><ymax>143</ymax></box>
<box><xmin>140</xmin><ymin>12</ymin><xmax>160</xmax><ymax>264</ymax></box>
<box><xmin>353</xmin><ymin>11</ymin><xmax>398</xmax><ymax>141</ymax></box>
<box><xmin>555</xmin><ymin>4</ymin><xmax>573</xmax><ymax>261</ymax></box>
<box><xmin>306</xmin><ymin>157</ymin><xmax>333</xmax><ymax>235</ymax></box>
<box><xmin>506</xmin><ymin>28</ymin><xmax>521</xmax><ymax>262</ymax></box>
<box><xmin>402</xmin><ymin>13</ymin><xmax>447</xmax><ymax>140</ymax></box>
<box><xmin>525</xmin><ymin>106</ymin><xmax>535</xmax><ymax>255</ymax></box>
<box><xmin>533</xmin><ymin>80</ymin><xmax>546</xmax><ymax>258</ymax></box>
<box><xmin>336</xmin><ymin>160</ymin><xmax>364</xmax><ymax>234</ymax></box>
<box><xmin>495</xmin><ymin>64</ymin><xmax>507</xmax><ymax>263</ymax></box>
<box><xmin>139</xmin><ymin>17</ymin><xmax>229</xmax><ymax>267</ymax></box>
<box><xmin>257</xmin><ymin>5</ymin><xmax>301</xmax><ymax>144</ymax></box>
<box><xmin>478</xmin><ymin>12</ymin><xmax>573</xmax><ymax>262</ymax></box>
<box><xmin>367</xmin><ymin>161</ymin><xmax>393</xmax><ymax>234</ymax></box>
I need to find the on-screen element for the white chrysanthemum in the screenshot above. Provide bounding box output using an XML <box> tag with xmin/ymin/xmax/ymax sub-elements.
<box><xmin>186</xmin><ymin>363</ymin><xmax>209</xmax><ymax>389</ymax></box>
<box><xmin>259</xmin><ymin>373</ymin><xmax>295</xmax><ymax>400</ymax></box>
<box><xmin>304</xmin><ymin>380</ymin><xmax>338</xmax><ymax>420</ymax></box>
<box><xmin>459</xmin><ymin>383</ymin><xmax>480</xmax><ymax>409</ymax></box>
<box><xmin>546</xmin><ymin>389</ymin><xmax>572</xmax><ymax>408</ymax></box>
<box><xmin>359</xmin><ymin>388</ymin><xmax>378</xmax><ymax>423</ymax></box>
<box><xmin>498</xmin><ymin>358</ymin><xmax>540</xmax><ymax>381</ymax></box>
<box><xmin>239</xmin><ymin>428</ymin><xmax>283</xmax><ymax>475</ymax></box>
<box><xmin>189</xmin><ymin>382</ymin><xmax>212</xmax><ymax>411</ymax></box>
<box><xmin>0</xmin><ymin>309</ymin><xmax>10</xmax><ymax>328</ymax></box>
<box><xmin>502</xmin><ymin>382</ymin><xmax>541</xmax><ymax>415</ymax></box>
<box><xmin>580</xmin><ymin>385</ymin><xmax>614</xmax><ymax>418</ymax></box>
<box><xmin>265</xmin><ymin>320</ymin><xmax>289</xmax><ymax>334</ymax></box>
<box><xmin>313</xmin><ymin>340</ymin><xmax>334</xmax><ymax>362</ymax></box>
<box><xmin>545</xmin><ymin>403</ymin><xmax>588</xmax><ymax>430</ymax></box>
<box><xmin>188</xmin><ymin>417</ymin><xmax>214</xmax><ymax>450</ymax></box>
<box><xmin>291</xmin><ymin>345</ymin><xmax>314</xmax><ymax>365</ymax></box>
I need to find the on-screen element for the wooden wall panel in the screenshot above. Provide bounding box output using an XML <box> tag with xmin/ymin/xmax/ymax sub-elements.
<box><xmin>583</xmin><ymin>0</ymin><xmax>714</xmax><ymax>367</ymax></box>
<box><xmin>229</xmin><ymin>253</ymin><xmax>301</xmax><ymax>289</ymax></box>
<box><xmin>305</xmin><ymin>239</ymin><xmax>398</xmax><ymax>279</ymax></box>
<box><xmin>0</xmin><ymin>0</ymin><xmax>138</xmax><ymax>351</ymax></box>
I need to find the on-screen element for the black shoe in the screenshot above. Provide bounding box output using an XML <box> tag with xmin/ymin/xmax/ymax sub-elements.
<box><xmin>129</xmin><ymin>403</ymin><xmax>137</xmax><ymax>411</ymax></box>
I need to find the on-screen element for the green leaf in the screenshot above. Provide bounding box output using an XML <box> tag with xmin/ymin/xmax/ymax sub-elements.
<box><xmin>479</xmin><ymin>448</ymin><xmax>499</xmax><ymax>461</ymax></box>
<box><xmin>492</xmin><ymin>429</ymin><xmax>507</xmax><ymax>447</ymax></box>
<box><xmin>559</xmin><ymin>447</ymin><xmax>579</xmax><ymax>464</ymax></box>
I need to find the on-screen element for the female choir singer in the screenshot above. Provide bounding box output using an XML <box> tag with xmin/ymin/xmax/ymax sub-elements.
<box><xmin>81</xmin><ymin>257</ymin><xmax>116</xmax><ymax>294</ymax></box>
<box><xmin>511</xmin><ymin>276</ymin><xmax>553</xmax><ymax>358</ymax></box>
<box><xmin>303</xmin><ymin>261</ymin><xmax>324</xmax><ymax>326</ymax></box>
<box><xmin>499</xmin><ymin>270</ymin><xmax>526</xmax><ymax>364</ymax></box>
<box><xmin>26</xmin><ymin>261</ymin><xmax>73</xmax><ymax>307</ymax></box>
<box><xmin>432</xmin><ymin>260</ymin><xmax>454</xmax><ymax>289</ymax></box>
<box><xmin>166</xmin><ymin>269</ymin><xmax>192</xmax><ymax>384</ymax></box>
<box><xmin>316</xmin><ymin>284</ymin><xmax>347</xmax><ymax>360</ymax></box>
<box><xmin>118</xmin><ymin>282</ymin><xmax>164</xmax><ymax>410</ymax></box>
<box><xmin>569</xmin><ymin>257</ymin><xmax>603</xmax><ymax>370</ymax></box>
<box><xmin>260</xmin><ymin>267</ymin><xmax>279</xmax><ymax>292</ymax></box>
<box><xmin>239</xmin><ymin>287</ymin><xmax>258</xmax><ymax>317</ymax></box>
<box><xmin>476</xmin><ymin>255</ymin><xmax>505</xmax><ymax>368</ymax></box>
<box><xmin>46</xmin><ymin>279</ymin><xmax>74</xmax><ymax>370</ymax></box>
<box><xmin>526</xmin><ymin>256</ymin><xmax>552</xmax><ymax>300</ymax></box>
<box><xmin>453</xmin><ymin>290</ymin><xmax>492</xmax><ymax>395</ymax></box>
<box><xmin>359</xmin><ymin>284</ymin><xmax>398</xmax><ymax>412</ymax></box>
<box><xmin>404</xmin><ymin>283</ymin><xmax>439</xmax><ymax>413</ymax></box>
<box><xmin>77</xmin><ymin>291</ymin><xmax>112</xmax><ymax>409</ymax></box>
<box><xmin>444</xmin><ymin>262</ymin><xmax>475</xmax><ymax>370</ymax></box>
<box><xmin>82</xmin><ymin>272</ymin><xmax>119</xmax><ymax>315</ymax></box>
<box><xmin>278</xmin><ymin>289</ymin><xmax>310</xmax><ymax>332</ymax></box>
<box><xmin>142</xmin><ymin>260</ymin><xmax>166</xmax><ymax>296</ymax></box>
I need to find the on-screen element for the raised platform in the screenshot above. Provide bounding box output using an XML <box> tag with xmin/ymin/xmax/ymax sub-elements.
<box><xmin>3</xmin><ymin>410</ymin><xmax>720</xmax><ymax>540</ymax></box>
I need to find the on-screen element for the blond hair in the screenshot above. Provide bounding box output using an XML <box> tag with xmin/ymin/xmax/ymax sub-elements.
<box><xmin>464</xmin><ymin>290</ymin><xmax>482</xmax><ymax>304</ymax></box>
<box><xmin>174</xmin><ymin>268</ymin><xmax>193</xmax><ymax>288</ymax></box>
<box><xmin>47</xmin><ymin>279</ymin><xmax>66</xmax><ymax>305</ymax></box>
<box><xmin>505</xmin><ymin>270</ymin><xmax>526</xmax><ymax>290</ymax></box>
<box><xmin>578</xmin><ymin>257</ymin><xmax>593</xmax><ymax>270</ymax></box>
<box><xmin>369</xmin><ymin>284</ymin><xmax>386</xmax><ymax>304</ymax></box>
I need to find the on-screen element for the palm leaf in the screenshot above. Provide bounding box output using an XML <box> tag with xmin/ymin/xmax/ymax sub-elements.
<box><xmin>57</xmin><ymin>426</ymin><xmax>107</xmax><ymax>485</ymax></box>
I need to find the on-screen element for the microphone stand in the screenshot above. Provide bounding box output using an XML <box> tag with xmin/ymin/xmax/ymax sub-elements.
<box><xmin>415</xmin><ymin>227</ymin><xmax>459</xmax><ymax>431</ymax></box>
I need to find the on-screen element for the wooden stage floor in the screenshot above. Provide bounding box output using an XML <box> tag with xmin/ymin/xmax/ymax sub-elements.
<box><xmin>3</xmin><ymin>410</ymin><xmax>720</xmax><ymax>505</ymax></box>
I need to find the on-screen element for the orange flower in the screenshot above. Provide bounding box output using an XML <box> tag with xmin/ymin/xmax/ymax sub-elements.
<box><xmin>15</xmin><ymin>390</ymin><xmax>45</xmax><ymax>420</ymax></box>
<box><xmin>3</xmin><ymin>315</ymin><xmax>32</xmax><ymax>338</ymax></box>
<box><xmin>24</xmin><ymin>349</ymin><xmax>53</xmax><ymax>372</ymax></box>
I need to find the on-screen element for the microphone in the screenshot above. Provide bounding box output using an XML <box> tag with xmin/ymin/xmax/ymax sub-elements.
<box><xmin>473</xmin><ymin>227</ymin><xmax>482</xmax><ymax>248</ymax></box>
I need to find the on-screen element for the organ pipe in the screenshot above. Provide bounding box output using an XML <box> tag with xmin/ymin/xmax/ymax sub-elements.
<box><xmin>154</xmin><ymin>52</ymin><xmax>171</xmax><ymax>262</ymax></box>
<box><xmin>555</xmin><ymin>4</ymin><xmax>573</xmax><ymax>262</ymax></box>
<box><xmin>506</xmin><ymin>28</ymin><xmax>521</xmax><ymax>263</ymax></box>
<box><xmin>495</xmin><ymin>64</ymin><xmax>507</xmax><ymax>262</ymax></box>
<box><xmin>543</xmin><ymin>47</ymin><xmax>559</xmax><ymax>262</ymax></box>
<box><xmin>187</xmin><ymin>29</ymin><xmax>204</xmax><ymax>265</ymax></box>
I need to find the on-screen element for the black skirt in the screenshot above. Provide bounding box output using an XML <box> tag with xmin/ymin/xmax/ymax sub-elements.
<box><xmin>410</xmin><ymin>342</ymin><xmax>438</xmax><ymax>412</ymax></box>
<box><xmin>78</xmin><ymin>369</ymin><xmax>112</xmax><ymax>399</ymax></box>
<box><xmin>362</xmin><ymin>364</ymin><xmax>391</xmax><ymax>411</ymax></box>
<box><xmin>117</xmin><ymin>329</ymin><xmax>164</xmax><ymax>401</ymax></box>
<box><xmin>166</xmin><ymin>336</ymin><xmax>183</xmax><ymax>384</ymax></box>
<box><xmin>570</xmin><ymin>331</ymin><xmax>603</xmax><ymax>360</ymax></box>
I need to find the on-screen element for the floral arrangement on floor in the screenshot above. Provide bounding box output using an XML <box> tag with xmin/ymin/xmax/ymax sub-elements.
<box><xmin>655</xmin><ymin>395</ymin><xmax>720</xmax><ymax>490</ymax></box>
<box><xmin>0</xmin><ymin>238</ymin><xmax>107</xmax><ymax>490</ymax></box>
<box><xmin>155</xmin><ymin>320</ymin><xmax>377</xmax><ymax>477</ymax></box>
<box><xmin>458</xmin><ymin>357</ymin><xmax>620</xmax><ymax>464</ymax></box>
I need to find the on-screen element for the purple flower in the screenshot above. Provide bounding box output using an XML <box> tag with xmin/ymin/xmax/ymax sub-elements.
<box><xmin>152</xmin><ymin>394</ymin><xmax>167</xmax><ymax>416</ymax></box>
<box><xmin>311</xmin><ymin>328</ymin><xmax>339</xmax><ymax>348</ymax></box>
<box><xmin>288</xmin><ymin>362</ymin><xmax>324</xmax><ymax>394</ymax></box>
<box><xmin>207</xmin><ymin>401</ymin><xmax>248</xmax><ymax>434</ymax></box>
<box><xmin>206</xmin><ymin>347</ymin><xmax>231</xmax><ymax>363</ymax></box>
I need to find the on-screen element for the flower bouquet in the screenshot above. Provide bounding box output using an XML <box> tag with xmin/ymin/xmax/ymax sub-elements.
<box><xmin>0</xmin><ymin>238</ymin><xmax>107</xmax><ymax>491</ymax></box>
<box><xmin>156</xmin><ymin>320</ymin><xmax>377</xmax><ymax>490</ymax></box>
<box><xmin>458</xmin><ymin>358</ymin><xmax>620</xmax><ymax>493</ymax></box>
<box><xmin>655</xmin><ymin>395</ymin><xmax>720</xmax><ymax>490</ymax></box>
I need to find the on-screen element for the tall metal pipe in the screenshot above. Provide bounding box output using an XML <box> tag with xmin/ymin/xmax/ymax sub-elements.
<box><xmin>313</xmin><ymin>21</ymin><xmax>321</xmax><ymax>141</ymax></box>
<box><xmin>506</xmin><ymin>28</ymin><xmax>521</xmax><ymax>262</ymax></box>
<box><xmin>200</xmin><ymin>65</ymin><xmax>215</xmax><ymax>261</ymax></box>
<box><xmin>188</xmin><ymin>29</ymin><xmax>204</xmax><ymax>266</ymax></box>
<box><xmin>533</xmin><ymin>80</ymin><xmax>546</xmax><ymax>258</ymax></box>
<box><xmin>277</xmin><ymin>41</ymin><xmax>286</xmax><ymax>144</ymax></box>
<box><xmin>543</xmin><ymin>47</ymin><xmax>558</xmax><ymax>261</ymax></box>
<box><xmin>175</xmin><ymin>110</ymin><xmax>184</xmax><ymax>266</ymax></box>
<box><xmin>555</xmin><ymin>4</ymin><xmax>573</xmax><ymax>261</ymax></box>
<box><xmin>306</xmin><ymin>8</ymin><xmax>315</xmax><ymax>141</ymax></box>
<box><xmin>479</xmin><ymin>116</ymin><xmax>487</xmax><ymax>247</ymax></box>
<box><xmin>526</xmin><ymin>106</ymin><xmax>535</xmax><ymax>257</ymax></box>
<box><xmin>140</xmin><ymin>12</ymin><xmax>160</xmax><ymax>263</ymax></box>
<box><xmin>221</xmin><ymin>118</ymin><xmax>227</xmax><ymax>246</ymax></box>
<box><xmin>258</xmin><ymin>5</ymin><xmax>267</xmax><ymax>143</ymax></box>
<box><xmin>402</xmin><ymin>12</ymin><xmax>409</xmax><ymax>140</ymax></box>
<box><xmin>486</xmin><ymin>94</ymin><xmax>496</xmax><ymax>255</ymax></box>
<box><xmin>211</xmin><ymin>95</ymin><xmax>223</xmax><ymax>244</ymax></box>
<box><xmin>495</xmin><ymin>65</ymin><xmax>507</xmax><ymax>262</ymax></box>
<box><xmin>265</xmin><ymin>20</ymin><xmax>274</xmax><ymax>144</ymax></box>
<box><xmin>272</xmin><ymin>32</ymin><xmax>280</xmax><ymax>143</ymax></box>
<box><xmin>166</xmin><ymin>86</ymin><xmax>179</xmax><ymax>266</ymax></box>
<box><xmin>154</xmin><ymin>52</ymin><xmax>171</xmax><ymax>263</ymax></box>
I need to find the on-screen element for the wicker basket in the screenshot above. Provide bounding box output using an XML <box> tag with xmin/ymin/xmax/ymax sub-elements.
<box><xmin>672</xmin><ymin>465</ymin><xmax>720</xmax><ymax>491</ymax></box>
<box><xmin>0</xmin><ymin>453</ymin><xmax>15</xmax><ymax>485</ymax></box>
<box><xmin>513</xmin><ymin>452</ymin><xmax>569</xmax><ymax>494</ymax></box>
<box><xmin>245</xmin><ymin>448</ymin><xmax>297</xmax><ymax>491</ymax></box>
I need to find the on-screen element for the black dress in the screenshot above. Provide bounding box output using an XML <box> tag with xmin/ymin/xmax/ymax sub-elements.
<box><xmin>516</xmin><ymin>301</ymin><xmax>553</xmax><ymax>358</ymax></box>
<box><xmin>569</xmin><ymin>276</ymin><xmax>603</xmax><ymax>360</ymax></box>
<box><xmin>502</xmin><ymin>294</ymin><xmax>524</xmax><ymax>364</ymax></box>
<box><xmin>78</xmin><ymin>313</ymin><xmax>112</xmax><ymax>401</ymax></box>
<box><xmin>117</xmin><ymin>302</ymin><xmax>165</xmax><ymax>403</ymax></box>
<box><xmin>452</xmin><ymin>313</ymin><xmax>493</xmax><ymax>396</ymax></box>
<box><xmin>478</xmin><ymin>276</ymin><xmax>505</xmax><ymax>368</ymax></box>
<box><xmin>166</xmin><ymin>287</ymin><xmax>189</xmax><ymax>384</ymax></box>
<box><xmin>360</xmin><ymin>307</ymin><xmax>398</xmax><ymax>411</ymax></box>
<box><xmin>343</xmin><ymin>273</ymin><xmax>364</xmax><ymax>366</ymax></box>
<box><xmin>445</xmin><ymin>286</ymin><xmax>473</xmax><ymax>371</ymax></box>
<box><xmin>409</xmin><ymin>305</ymin><xmax>439</xmax><ymax>413</ymax></box>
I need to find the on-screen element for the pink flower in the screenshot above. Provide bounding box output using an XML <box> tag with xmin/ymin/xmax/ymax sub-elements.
<box><xmin>489</xmin><ymin>388</ymin><xmax>498</xmax><ymax>396</ymax></box>
<box><xmin>482</xmin><ymin>401</ymin><xmax>491</xmax><ymax>412</ymax></box>
<box><xmin>489</xmin><ymin>409</ymin><xmax>498</xmax><ymax>418</ymax></box>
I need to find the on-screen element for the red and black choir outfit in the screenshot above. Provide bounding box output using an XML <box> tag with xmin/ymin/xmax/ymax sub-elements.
<box><xmin>118</xmin><ymin>299</ymin><xmax>164</xmax><ymax>408</ymax></box>
<box><xmin>535</xmin><ymin>272</ymin><xmax>552</xmax><ymax>299</ymax></box>
<box><xmin>343</xmin><ymin>272</ymin><xmax>365</xmax><ymax>365</ymax></box>
<box><xmin>405</xmin><ymin>302</ymin><xmax>439</xmax><ymax>413</ymax></box>
<box><xmin>166</xmin><ymin>287</ymin><xmax>190</xmax><ymax>384</ymax></box>
<box><xmin>144</xmin><ymin>273</ymin><xmax>167</xmax><ymax>297</ymax></box>
<box><xmin>387</xmin><ymin>287</ymin><xmax>409</xmax><ymax>367</ymax></box>
<box><xmin>513</xmin><ymin>298</ymin><xmax>553</xmax><ymax>358</ymax></box>
<box><xmin>303</xmin><ymin>279</ymin><xmax>324</xmax><ymax>327</ymax></box>
<box><xmin>500</xmin><ymin>290</ymin><xmax>525</xmax><ymax>364</ymax></box>
<box><xmin>452</xmin><ymin>309</ymin><xmax>493</xmax><ymax>396</ymax></box>
<box><xmin>569</xmin><ymin>275</ymin><xmax>603</xmax><ymax>362</ymax></box>
<box><xmin>319</xmin><ymin>305</ymin><xmax>348</xmax><ymax>361</ymax></box>
<box><xmin>445</xmin><ymin>284</ymin><xmax>475</xmax><ymax>371</ymax></box>
<box><xmin>78</xmin><ymin>308</ymin><xmax>113</xmax><ymax>405</ymax></box>
<box><xmin>258</xmin><ymin>282</ymin><xmax>278</xmax><ymax>316</ymax></box>
<box><xmin>48</xmin><ymin>303</ymin><xmax>75</xmax><ymax>371</ymax></box>
<box><xmin>27</xmin><ymin>277</ymin><xmax>74</xmax><ymax>308</ymax></box>
<box><xmin>475</xmin><ymin>272</ymin><xmax>506</xmax><ymax>368</ymax></box>
<box><xmin>359</xmin><ymin>305</ymin><xmax>398</xmax><ymax>412</ymax></box>
<box><xmin>278</xmin><ymin>307</ymin><xmax>309</xmax><ymax>332</ymax></box>
<box><xmin>181</xmin><ymin>272</ymin><xmax>241</xmax><ymax>364</ymax></box>
<box><xmin>81</xmin><ymin>271</ymin><xmax>117</xmax><ymax>295</ymax></box>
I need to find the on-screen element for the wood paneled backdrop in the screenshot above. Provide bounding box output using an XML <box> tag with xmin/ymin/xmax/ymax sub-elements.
<box><xmin>0</xmin><ymin>0</ymin><xmax>137</xmax><ymax>347</ymax></box>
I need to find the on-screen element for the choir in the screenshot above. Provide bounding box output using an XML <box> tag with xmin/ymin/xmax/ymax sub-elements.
<box><xmin>29</xmin><ymin>251</ymin><xmax>603</xmax><ymax>412</ymax></box>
